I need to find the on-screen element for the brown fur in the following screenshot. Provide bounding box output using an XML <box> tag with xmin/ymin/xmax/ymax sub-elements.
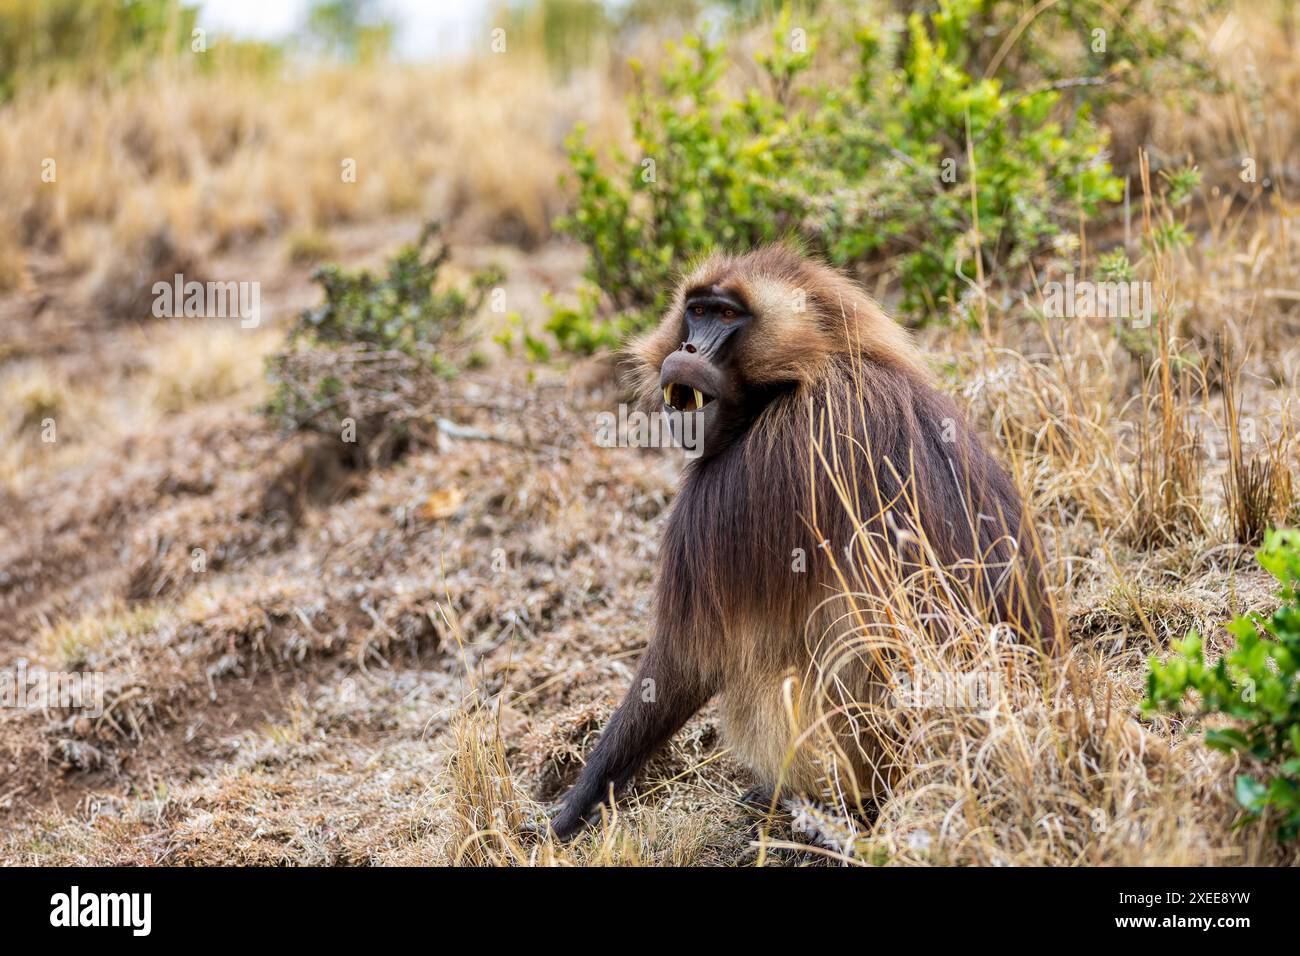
<box><xmin>629</xmin><ymin>244</ymin><xmax>930</xmax><ymax>402</ymax></box>
<box><xmin>550</xmin><ymin>244</ymin><xmax>1056</xmax><ymax>836</ymax></box>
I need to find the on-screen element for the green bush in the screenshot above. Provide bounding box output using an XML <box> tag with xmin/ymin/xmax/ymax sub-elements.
<box><xmin>915</xmin><ymin>0</ymin><xmax>1226</xmax><ymax>100</ymax></box>
<box><xmin>296</xmin><ymin>222</ymin><xmax>501</xmax><ymax>366</ymax></box>
<box><xmin>267</xmin><ymin>223</ymin><xmax>500</xmax><ymax>463</ymax></box>
<box><xmin>555</xmin><ymin>0</ymin><xmax>1124</xmax><ymax>348</ymax></box>
<box><xmin>1145</xmin><ymin>529</ymin><xmax>1300</xmax><ymax>842</ymax></box>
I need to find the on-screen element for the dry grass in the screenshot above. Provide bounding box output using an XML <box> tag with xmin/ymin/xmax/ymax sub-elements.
<box><xmin>0</xmin><ymin>360</ymin><xmax>97</xmax><ymax>489</ymax></box>
<box><xmin>145</xmin><ymin>322</ymin><xmax>280</xmax><ymax>415</ymax></box>
<box><xmin>0</xmin><ymin>320</ymin><xmax>279</xmax><ymax>492</ymax></box>
<box><xmin>1220</xmin><ymin>336</ymin><xmax>1296</xmax><ymax>544</ymax></box>
<box><xmin>37</xmin><ymin>601</ymin><xmax>164</xmax><ymax>670</ymax></box>
<box><xmin>0</xmin><ymin>53</ymin><xmax>622</xmax><ymax>295</ymax></box>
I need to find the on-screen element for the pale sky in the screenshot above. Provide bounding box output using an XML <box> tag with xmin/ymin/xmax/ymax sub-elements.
<box><xmin>196</xmin><ymin>0</ymin><xmax>492</xmax><ymax>59</ymax></box>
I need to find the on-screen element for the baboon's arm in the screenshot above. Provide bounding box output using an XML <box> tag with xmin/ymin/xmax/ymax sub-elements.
<box><xmin>550</xmin><ymin>639</ymin><xmax>714</xmax><ymax>839</ymax></box>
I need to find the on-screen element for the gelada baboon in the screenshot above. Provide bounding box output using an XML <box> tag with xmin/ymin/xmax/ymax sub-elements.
<box><xmin>550</xmin><ymin>244</ymin><xmax>1056</xmax><ymax>839</ymax></box>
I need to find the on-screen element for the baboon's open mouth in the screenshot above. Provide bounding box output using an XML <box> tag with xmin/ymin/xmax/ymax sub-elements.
<box><xmin>663</xmin><ymin>382</ymin><xmax>715</xmax><ymax>412</ymax></box>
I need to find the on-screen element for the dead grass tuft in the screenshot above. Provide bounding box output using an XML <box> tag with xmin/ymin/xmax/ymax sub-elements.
<box><xmin>145</xmin><ymin>323</ymin><xmax>280</xmax><ymax>415</ymax></box>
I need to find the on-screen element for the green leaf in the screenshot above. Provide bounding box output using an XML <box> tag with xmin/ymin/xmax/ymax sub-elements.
<box><xmin>1236</xmin><ymin>775</ymin><xmax>1268</xmax><ymax>813</ymax></box>
<box><xmin>1205</xmin><ymin>729</ymin><xmax>1251</xmax><ymax>753</ymax></box>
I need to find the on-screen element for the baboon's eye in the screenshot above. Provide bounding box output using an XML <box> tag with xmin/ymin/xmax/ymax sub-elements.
<box><xmin>692</xmin><ymin>306</ymin><xmax>704</xmax><ymax>316</ymax></box>
<box><xmin>722</xmin><ymin>308</ymin><xmax>736</xmax><ymax>320</ymax></box>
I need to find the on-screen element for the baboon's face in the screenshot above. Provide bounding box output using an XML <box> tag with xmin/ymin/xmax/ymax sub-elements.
<box><xmin>658</xmin><ymin>285</ymin><xmax>757</xmax><ymax>457</ymax></box>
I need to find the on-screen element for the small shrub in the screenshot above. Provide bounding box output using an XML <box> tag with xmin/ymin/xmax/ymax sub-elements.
<box><xmin>267</xmin><ymin>223</ymin><xmax>501</xmax><ymax>464</ymax></box>
<box><xmin>1145</xmin><ymin>529</ymin><xmax>1300</xmax><ymax>841</ymax></box>
<box><xmin>543</xmin><ymin>284</ymin><xmax>621</xmax><ymax>355</ymax></box>
<box><xmin>296</xmin><ymin>222</ymin><xmax>500</xmax><ymax>363</ymax></box>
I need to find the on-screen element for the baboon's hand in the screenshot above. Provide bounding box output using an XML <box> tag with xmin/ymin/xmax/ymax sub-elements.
<box><xmin>517</xmin><ymin>804</ymin><xmax>585</xmax><ymax>842</ymax></box>
<box><xmin>548</xmin><ymin>792</ymin><xmax>595</xmax><ymax>841</ymax></box>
